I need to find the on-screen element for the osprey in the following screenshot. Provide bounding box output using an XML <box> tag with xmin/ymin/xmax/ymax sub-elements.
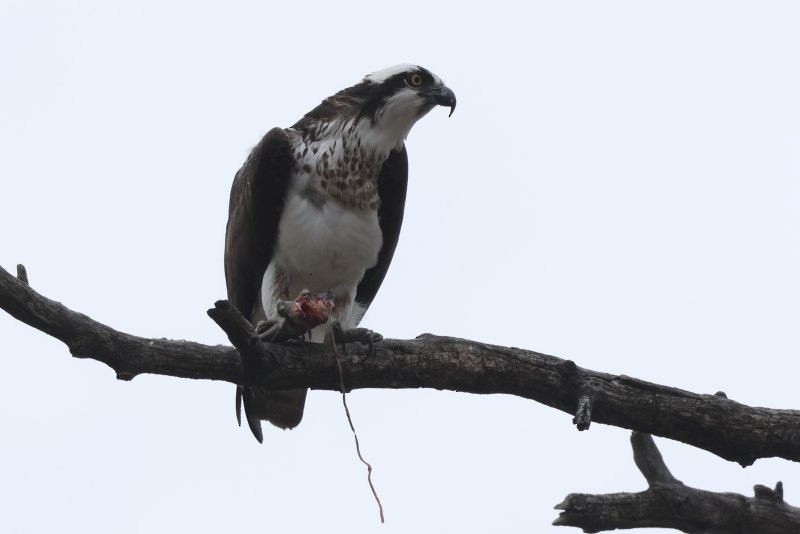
<box><xmin>225</xmin><ymin>64</ymin><xmax>456</xmax><ymax>442</ymax></box>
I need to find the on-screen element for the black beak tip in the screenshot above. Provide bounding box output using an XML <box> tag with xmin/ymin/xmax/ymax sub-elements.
<box><xmin>443</xmin><ymin>87</ymin><xmax>456</xmax><ymax>117</ymax></box>
<box><xmin>431</xmin><ymin>85</ymin><xmax>456</xmax><ymax>117</ymax></box>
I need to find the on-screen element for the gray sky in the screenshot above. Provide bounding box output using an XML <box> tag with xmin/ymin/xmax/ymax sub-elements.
<box><xmin>2</xmin><ymin>1</ymin><xmax>799</xmax><ymax>532</ymax></box>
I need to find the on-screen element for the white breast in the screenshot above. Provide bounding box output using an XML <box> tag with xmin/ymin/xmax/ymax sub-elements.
<box><xmin>258</xmin><ymin>126</ymin><xmax>390</xmax><ymax>334</ymax></box>
<box><xmin>274</xmin><ymin>192</ymin><xmax>382</xmax><ymax>296</ymax></box>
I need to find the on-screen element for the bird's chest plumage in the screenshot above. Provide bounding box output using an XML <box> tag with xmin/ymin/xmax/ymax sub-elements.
<box><xmin>298</xmin><ymin>122</ymin><xmax>386</xmax><ymax>211</ymax></box>
<box><xmin>271</xmin><ymin>128</ymin><xmax>387</xmax><ymax>295</ymax></box>
<box><xmin>275</xmin><ymin>194</ymin><xmax>382</xmax><ymax>292</ymax></box>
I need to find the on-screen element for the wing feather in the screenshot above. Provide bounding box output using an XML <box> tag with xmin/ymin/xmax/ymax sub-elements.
<box><xmin>355</xmin><ymin>144</ymin><xmax>409</xmax><ymax>309</ymax></box>
<box><xmin>224</xmin><ymin>127</ymin><xmax>294</xmax><ymax>321</ymax></box>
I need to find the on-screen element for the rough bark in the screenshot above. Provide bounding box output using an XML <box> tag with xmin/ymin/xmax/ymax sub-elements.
<box><xmin>3</xmin><ymin>263</ymin><xmax>800</xmax><ymax>468</ymax></box>
<box><xmin>554</xmin><ymin>432</ymin><xmax>800</xmax><ymax>533</ymax></box>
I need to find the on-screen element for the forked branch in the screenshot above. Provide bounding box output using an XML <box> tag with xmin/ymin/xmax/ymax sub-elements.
<box><xmin>554</xmin><ymin>432</ymin><xmax>800</xmax><ymax>533</ymax></box>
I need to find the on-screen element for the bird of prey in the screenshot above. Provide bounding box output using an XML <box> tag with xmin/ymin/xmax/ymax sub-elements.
<box><xmin>224</xmin><ymin>64</ymin><xmax>456</xmax><ymax>442</ymax></box>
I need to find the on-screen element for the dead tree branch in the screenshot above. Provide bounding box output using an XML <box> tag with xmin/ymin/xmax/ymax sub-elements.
<box><xmin>554</xmin><ymin>432</ymin><xmax>800</xmax><ymax>533</ymax></box>
<box><xmin>2</xmin><ymin>263</ymin><xmax>800</xmax><ymax>467</ymax></box>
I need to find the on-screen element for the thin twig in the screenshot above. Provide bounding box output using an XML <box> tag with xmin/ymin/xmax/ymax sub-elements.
<box><xmin>329</xmin><ymin>328</ymin><xmax>385</xmax><ymax>523</ymax></box>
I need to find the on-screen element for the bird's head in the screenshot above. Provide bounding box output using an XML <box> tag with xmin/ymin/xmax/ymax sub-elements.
<box><xmin>295</xmin><ymin>64</ymin><xmax>456</xmax><ymax>152</ymax></box>
<box><xmin>359</xmin><ymin>64</ymin><xmax>456</xmax><ymax>121</ymax></box>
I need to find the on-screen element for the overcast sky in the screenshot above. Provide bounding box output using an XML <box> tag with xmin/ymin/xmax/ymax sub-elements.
<box><xmin>2</xmin><ymin>1</ymin><xmax>800</xmax><ymax>532</ymax></box>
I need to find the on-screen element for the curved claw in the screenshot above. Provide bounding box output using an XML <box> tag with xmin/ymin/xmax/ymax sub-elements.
<box><xmin>328</xmin><ymin>321</ymin><xmax>383</xmax><ymax>358</ymax></box>
<box><xmin>255</xmin><ymin>317</ymin><xmax>306</xmax><ymax>342</ymax></box>
<box><xmin>255</xmin><ymin>318</ymin><xmax>282</xmax><ymax>341</ymax></box>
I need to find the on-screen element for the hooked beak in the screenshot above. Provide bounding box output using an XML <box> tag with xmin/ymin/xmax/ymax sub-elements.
<box><xmin>426</xmin><ymin>84</ymin><xmax>457</xmax><ymax>117</ymax></box>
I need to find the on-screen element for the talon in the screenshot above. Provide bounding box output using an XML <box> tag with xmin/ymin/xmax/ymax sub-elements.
<box><xmin>257</xmin><ymin>290</ymin><xmax>336</xmax><ymax>342</ymax></box>
<box><xmin>362</xmin><ymin>331</ymin><xmax>382</xmax><ymax>361</ymax></box>
<box><xmin>255</xmin><ymin>318</ymin><xmax>284</xmax><ymax>341</ymax></box>
<box><xmin>328</xmin><ymin>322</ymin><xmax>383</xmax><ymax>359</ymax></box>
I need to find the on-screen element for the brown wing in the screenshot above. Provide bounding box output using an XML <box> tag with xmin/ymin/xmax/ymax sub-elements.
<box><xmin>355</xmin><ymin>144</ymin><xmax>409</xmax><ymax>309</ymax></box>
<box><xmin>225</xmin><ymin>127</ymin><xmax>294</xmax><ymax>321</ymax></box>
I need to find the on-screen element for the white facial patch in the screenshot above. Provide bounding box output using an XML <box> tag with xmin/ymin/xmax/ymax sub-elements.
<box><xmin>360</xmin><ymin>89</ymin><xmax>433</xmax><ymax>151</ymax></box>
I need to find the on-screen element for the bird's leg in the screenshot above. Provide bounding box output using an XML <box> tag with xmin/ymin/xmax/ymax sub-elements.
<box><xmin>254</xmin><ymin>315</ymin><xmax>291</xmax><ymax>341</ymax></box>
<box><xmin>255</xmin><ymin>290</ymin><xmax>335</xmax><ymax>342</ymax></box>
<box><xmin>325</xmin><ymin>320</ymin><xmax>383</xmax><ymax>358</ymax></box>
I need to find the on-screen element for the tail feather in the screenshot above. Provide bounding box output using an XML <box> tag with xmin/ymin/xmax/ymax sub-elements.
<box><xmin>235</xmin><ymin>386</ymin><xmax>243</xmax><ymax>426</ymax></box>
<box><xmin>236</xmin><ymin>385</ymin><xmax>307</xmax><ymax>442</ymax></box>
<box><xmin>235</xmin><ymin>386</ymin><xmax>264</xmax><ymax>443</ymax></box>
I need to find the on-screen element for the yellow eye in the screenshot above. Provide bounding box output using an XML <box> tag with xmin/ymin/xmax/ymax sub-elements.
<box><xmin>408</xmin><ymin>73</ymin><xmax>423</xmax><ymax>87</ymax></box>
